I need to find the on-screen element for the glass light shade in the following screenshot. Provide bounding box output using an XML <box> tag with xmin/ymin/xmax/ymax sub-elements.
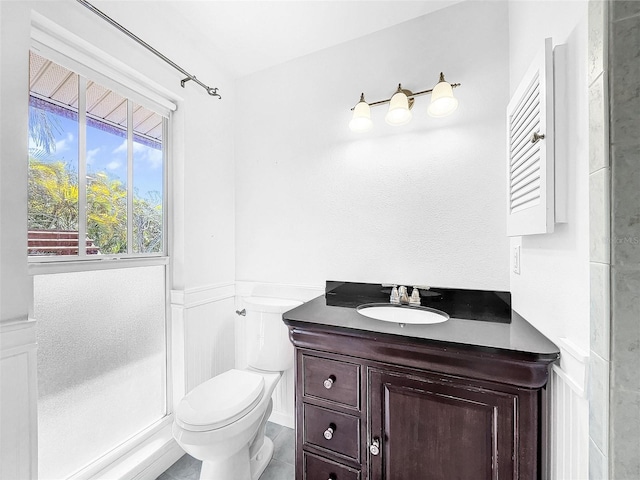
<box><xmin>385</xmin><ymin>90</ymin><xmax>412</xmax><ymax>126</ymax></box>
<box><xmin>428</xmin><ymin>80</ymin><xmax>459</xmax><ymax>117</ymax></box>
<box><xmin>349</xmin><ymin>100</ymin><xmax>373</xmax><ymax>132</ymax></box>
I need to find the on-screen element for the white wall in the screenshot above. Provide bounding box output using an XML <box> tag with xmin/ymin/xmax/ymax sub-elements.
<box><xmin>508</xmin><ymin>1</ymin><xmax>590</xmax><ymax>352</ymax></box>
<box><xmin>508</xmin><ymin>4</ymin><xmax>591</xmax><ymax>474</ymax></box>
<box><xmin>1</xmin><ymin>3</ymin><xmax>42</xmax><ymax>477</ymax></box>
<box><xmin>235</xmin><ymin>1</ymin><xmax>511</xmax><ymax>291</ymax></box>
<box><xmin>86</xmin><ymin>0</ymin><xmax>237</xmax><ymax>291</ymax></box>
<box><xmin>0</xmin><ymin>1</ymin><xmax>31</xmax><ymax>326</ymax></box>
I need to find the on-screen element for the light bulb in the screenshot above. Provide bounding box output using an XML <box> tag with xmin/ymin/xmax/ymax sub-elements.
<box><xmin>349</xmin><ymin>94</ymin><xmax>373</xmax><ymax>132</ymax></box>
<box><xmin>428</xmin><ymin>74</ymin><xmax>458</xmax><ymax>118</ymax></box>
<box><xmin>385</xmin><ymin>87</ymin><xmax>412</xmax><ymax>126</ymax></box>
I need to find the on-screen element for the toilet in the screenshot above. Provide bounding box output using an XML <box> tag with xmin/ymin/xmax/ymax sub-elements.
<box><xmin>172</xmin><ymin>296</ymin><xmax>302</xmax><ymax>480</ymax></box>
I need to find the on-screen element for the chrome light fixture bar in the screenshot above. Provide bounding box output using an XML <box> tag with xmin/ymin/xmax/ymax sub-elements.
<box><xmin>349</xmin><ymin>72</ymin><xmax>460</xmax><ymax>132</ymax></box>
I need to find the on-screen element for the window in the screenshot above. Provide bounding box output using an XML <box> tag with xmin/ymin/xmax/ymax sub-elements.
<box><xmin>28</xmin><ymin>48</ymin><xmax>171</xmax><ymax>478</ymax></box>
<box><xmin>28</xmin><ymin>51</ymin><xmax>166</xmax><ymax>259</ymax></box>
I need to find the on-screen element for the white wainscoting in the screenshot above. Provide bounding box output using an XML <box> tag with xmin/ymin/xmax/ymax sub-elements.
<box><xmin>0</xmin><ymin>319</ymin><xmax>38</xmax><ymax>480</ymax></box>
<box><xmin>235</xmin><ymin>281</ymin><xmax>324</xmax><ymax>428</ymax></box>
<box><xmin>548</xmin><ymin>338</ymin><xmax>589</xmax><ymax>480</ymax></box>
<box><xmin>0</xmin><ymin>319</ymin><xmax>183</xmax><ymax>480</ymax></box>
<box><xmin>171</xmin><ymin>282</ymin><xmax>236</xmax><ymax>395</ymax></box>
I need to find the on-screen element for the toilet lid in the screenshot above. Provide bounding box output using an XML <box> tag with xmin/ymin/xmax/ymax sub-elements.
<box><xmin>176</xmin><ymin>369</ymin><xmax>265</xmax><ymax>432</ymax></box>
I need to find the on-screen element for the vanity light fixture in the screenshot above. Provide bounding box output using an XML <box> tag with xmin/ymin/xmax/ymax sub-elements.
<box><xmin>349</xmin><ymin>72</ymin><xmax>460</xmax><ymax>132</ymax></box>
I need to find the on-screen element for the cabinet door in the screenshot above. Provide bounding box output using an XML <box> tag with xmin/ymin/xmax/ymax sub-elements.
<box><xmin>368</xmin><ymin>369</ymin><xmax>517</xmax><ymax>480</ymax></box>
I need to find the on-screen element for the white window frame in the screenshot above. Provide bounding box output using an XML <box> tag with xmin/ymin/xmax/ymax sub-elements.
<box><xmin>28</xmin><ymin>57</ymin><xmax>170</xmax><ymax>267</ymax></box>
<box><xmin>29</xmin><ymin>11</ymin><xmax>178</xmax><ymax>273</ymax></box>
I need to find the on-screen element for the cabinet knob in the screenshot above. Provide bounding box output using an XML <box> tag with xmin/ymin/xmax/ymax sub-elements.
<box><xmin>370</xmin><ymin>437</ymin><xmax>380</xmax><ymax>456</ymax></box>
<box><xmin>324</xmin><ymin>424</ymin><xmax>336</xmax><ymax>440</ymax></box>
<box><xmin>327</xmin><ymin>475</ymin><xmax>337</xmax><ymax>480</ymax></box>
<box><xmin>323</xmin><ymin>375</ymin><xmax>336</xmax><ymax>389</ymax></box>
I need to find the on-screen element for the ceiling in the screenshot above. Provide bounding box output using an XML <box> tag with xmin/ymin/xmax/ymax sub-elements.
<box><xmin>102</xmin><ymin>1</ymin><xmax>465</xmax><ymax>78</ymax></box>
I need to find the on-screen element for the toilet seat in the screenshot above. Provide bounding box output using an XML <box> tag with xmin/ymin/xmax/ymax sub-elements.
<box><xmin>175</xmin><ymin>369</ymin><xmax>265</xmax><ymax>432</ymax></box>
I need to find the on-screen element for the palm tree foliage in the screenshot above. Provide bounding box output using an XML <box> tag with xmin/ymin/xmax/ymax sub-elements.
<box><xmin>28</xmin><ymin>160</ymin><xmax>79</xmax><ymax>231</ymax></box>
<box><xmin>28</xmin><ymin>106</ymin><xmax>62</xmax><ymax>159</ymax></box>
<box><xmin>29</xmin><ymin>162</ymin><xmax>163</xmax><ymax>255</ymax></box>
<box><xmin>86</xmin><ymin>172</ymin><xmax>128</xmax><ymax>254</ymax></box>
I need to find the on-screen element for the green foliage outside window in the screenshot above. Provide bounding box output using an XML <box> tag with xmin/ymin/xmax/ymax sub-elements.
<box><xmin>28</xmin><ymin>107</ymin><xmax>163</xmax><ymax>256</ymax></box>
<box><xmin>28</xmin><ymin>157</ymin><xmax>163</xmax><ymax>255</ymax></box>
<box><xmin>29</xmin><ymin>160</ymin><xmax>79</xmax><ymax>232</ymax></box>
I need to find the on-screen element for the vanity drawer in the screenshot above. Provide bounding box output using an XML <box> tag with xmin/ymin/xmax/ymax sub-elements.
<box><xmin>303</xmin><ymin>404</ymin><xmax>360</xmax><ymax>461</ymax></box>
<box><xmin>304</xmin><ymin>452</ymin><xmax>360</xmax><ymax>480</ymax></box>
<box><xmin>303</xmin><ymin>355</ymin><xmax>360</xmax><ymax>408</ymax></box>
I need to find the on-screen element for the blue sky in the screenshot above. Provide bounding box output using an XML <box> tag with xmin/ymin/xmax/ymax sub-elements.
<box><xmin>30</xmin><ymin>109</ymin><xmax>163</xmax><ymax>202</ymax></box>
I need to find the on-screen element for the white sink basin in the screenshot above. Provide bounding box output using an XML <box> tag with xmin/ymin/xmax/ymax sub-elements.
<box><xmin>356</xmin><ymin>303</ymin><xmax>449</xmax><ymax>325</ymax></box>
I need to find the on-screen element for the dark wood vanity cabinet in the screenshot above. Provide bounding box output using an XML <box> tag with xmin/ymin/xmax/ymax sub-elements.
<box><xmin>367</xmin><ymin>368</ymin><xmax>534</xmax><ymax>480</ymax></box>
<box><xmin>288</xmin><ymin>325</ymin><xmax>555</xmax><ymax>480</ymax></box>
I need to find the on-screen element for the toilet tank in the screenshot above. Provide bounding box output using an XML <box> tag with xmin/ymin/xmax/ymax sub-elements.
<box><xmin>244</xmin><ymin>297</ymin><xmax>302</xmax><ymax>372</ymax></box>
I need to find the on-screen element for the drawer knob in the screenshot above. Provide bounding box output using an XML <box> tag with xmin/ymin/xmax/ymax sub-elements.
<box><xmin>370</xmin><ymin>437</ymin><xmax>380</xmax><ymax>456</ymax></box>
<box><xmin>324</xmin><ymin>423</ymin><xmax>336</xmax><ymax>440</ymax></box>
<box><xmin>327</xmin><ymin>475</ymin><xmax>337</xmax><ymax>480</ymax></box>
<box><xmin>323</xmin><ymin>375</ymin><xmax>336</xmax><ymax>389</ymax></box>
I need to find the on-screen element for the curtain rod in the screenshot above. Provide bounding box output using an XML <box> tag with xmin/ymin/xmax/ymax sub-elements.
<box><xmin>76</xmin><ymin>0</ymin><xmax>221</xmax><ymax>99</ymax></box>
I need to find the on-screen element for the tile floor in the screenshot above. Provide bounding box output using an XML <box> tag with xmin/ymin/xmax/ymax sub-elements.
<box><xmin>157</xmin><ymin>422</ymin><xmax>295</xmax><ymax>480</ymax></box>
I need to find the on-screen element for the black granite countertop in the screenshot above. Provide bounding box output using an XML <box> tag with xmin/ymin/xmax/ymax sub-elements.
<box><xmin>283</xmin><ymin>287</ymin><xmax>560</xmax><ymax>361</ymax></box>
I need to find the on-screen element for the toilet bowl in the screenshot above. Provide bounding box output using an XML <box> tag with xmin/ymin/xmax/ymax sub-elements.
<box><xmin>172</xmin><ymin>296</ymin><xmax>302</xmax><ymax>480</ymax></box>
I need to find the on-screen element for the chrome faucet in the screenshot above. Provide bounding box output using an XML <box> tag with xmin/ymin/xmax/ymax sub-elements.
<box><xmin>398</xmin><ymin>286</ymin><xmax>409</xmax><ymax>304</ymax></box>
<box><xmin>390</xmin><ymin>285</ymin><xmax>421</xmax><ymax>306</ymax></box>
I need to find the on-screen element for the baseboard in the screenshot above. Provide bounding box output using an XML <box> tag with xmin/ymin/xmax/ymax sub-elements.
<box><xmin>81</xmin><ymin>420</ymin><xmax>184</xmax><ymax>480</ymax></box>
<box><xmin>132</xmin><ymin>441</ymin><xmax>184</xmax><ymax>480</ymax></box>
<box><xmin>268</xmin><ymin>410</ymin><xmax>294</xmax><ymax>430</ymax></box>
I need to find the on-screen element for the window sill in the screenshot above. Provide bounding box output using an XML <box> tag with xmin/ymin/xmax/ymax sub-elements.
<box><xmin>28</xmin><ymin>255</ymin><xmax>169</xmax><ymax>276</ymax></box>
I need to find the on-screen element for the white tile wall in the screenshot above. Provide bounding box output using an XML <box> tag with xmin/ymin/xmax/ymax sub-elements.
<box><xmin>588</xmin><ymin>1</ymin><xmax>610</xmax><ymax>477</ymax></box>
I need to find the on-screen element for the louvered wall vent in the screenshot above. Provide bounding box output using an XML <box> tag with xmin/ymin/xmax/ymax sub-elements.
<box><xmin>509</xmin><ymin>72</ymin><xmax>542</xmax><ymax>215</ymax></box>
<box><xmin>507</xmin><ymin>38</ymin><xmax>564</xmax><ymax>236</ymax></box>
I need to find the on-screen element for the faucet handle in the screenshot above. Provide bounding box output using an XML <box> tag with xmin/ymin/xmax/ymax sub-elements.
<box><xmin>390</xmin><ymin>286</ymin><xmax>400</xmax><ymax>304</ymax></box>
<box><xmin>409</xmin><ymin>287</ymin><xmax>421</xmax><ymax>306</ymax></box>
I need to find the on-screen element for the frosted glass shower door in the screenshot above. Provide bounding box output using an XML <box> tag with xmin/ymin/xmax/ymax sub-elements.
<box><xmin>34</xmin><ymin>265</ymin><xmax>167</xmax><ymax>479</ymax></box>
